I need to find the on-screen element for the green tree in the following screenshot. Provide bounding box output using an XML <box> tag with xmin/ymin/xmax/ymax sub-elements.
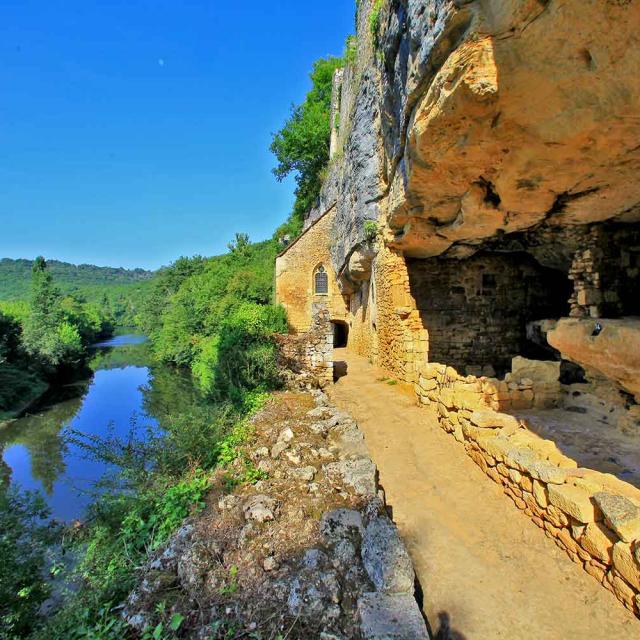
<box><xmin>0</xmin><ymin>312</ymin><xmax>20</xmax><ymax>365</ymax></box>
<box><xmin>270</xmin><ymin>56</ymin><xmax>344</xmax><ymax>228</ymax></box>
<box><xmin>22</xmin><ymin>257</ymin><xmax>82</xmax><ymax>369</ymax></box>
<box><xmin>227</xmin><ymin>232</ymin><xmax>251</xmax><ymax>256</ymax></box>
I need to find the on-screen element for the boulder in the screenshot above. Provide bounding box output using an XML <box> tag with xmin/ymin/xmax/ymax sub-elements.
<box><xmin>511</xmin><ymin>356</ymin><xmax>560</xmax><ymax>386</ymax></box>
<box><xmin>594</xmin><ymin>493</ymin><xmax>640</xmax><ymax>543</ymax></box>
<box><xmin>324</xmin><ymin>458</ymin><xmax>377</xmax><ymax>496</ymax></box>
<box><xmin>320</xmin><ymin>509</ymin><xmax>364</xmax><ymax>543</ymax></box>
<box><xmin>357</xmin><ymin>592</ymin><xmax>429</xmax><ymax>640</ymax></box>
<box><xmin>347</xmin><ymin>247</ymin><xmax>376</xmax><ymax>282</ymax></box>
<box><xmin>287</xmin><ymin>570</ymin><xmax>342</xmax><ymax>623</ymax></box>
<box><xmin>361</xmin><ymin>517</ymin><xmax>415</xmax><ymax>594</ymax></box>
<box><xmin>548</xmin><ymin>318</ymin><xmax>640</xmax><ymax>402</ymax></box>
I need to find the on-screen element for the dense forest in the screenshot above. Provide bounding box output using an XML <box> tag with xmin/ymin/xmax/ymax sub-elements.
<box><xmin>1</xmin><ymin>44</ymin><xmax>344</xmax><ymax>640</ymax></box>
<box><xmin>0</xmin><ymin>258</ymin><xmax>152</xmax><ymax>298</ymax></box>
<box><xmin>0</xmin><ymin>258</ymin><xmax>153</xmax><ymax>327</ymax></box>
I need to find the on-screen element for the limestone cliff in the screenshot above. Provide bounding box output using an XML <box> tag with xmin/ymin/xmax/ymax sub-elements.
<box><xmin>318</xmin><ymin>0</ymin><xmax>640</xmax><ymax>274</ymax></box>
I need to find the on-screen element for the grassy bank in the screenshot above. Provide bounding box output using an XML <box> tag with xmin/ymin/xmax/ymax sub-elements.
<box><xmin>0</xmin><ymin>364</ymin><xmax>49</xmax><ymax>423</ymax></box>
<box><xmin>27</xmin><ymin>395</ymin><xmax>267</xmax><ymax>640</ymax></box>
<box><xmin>1</xmin><ymin>300</ymin><xmax>287</xmax><ymax>639</ymax></box>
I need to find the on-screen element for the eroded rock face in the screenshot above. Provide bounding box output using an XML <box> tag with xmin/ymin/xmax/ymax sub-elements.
<box><xmin>547</xmin><ymin>318</ymin><xmax>640</xmax><ymax>402</ymax></box>
<box><xmin>348</xmin><ymin>246</ymin><xmax>376</xmax><ymax>282</ymax></box>
<box><xmin>326</xmin><ymin>0</ymin><xmax>640</xmax><ymax>272</ymax></box>
<box><xmin>384</xmin><ymin>0</ymin><xmax>640</xmax><ymax>258</ymax></box>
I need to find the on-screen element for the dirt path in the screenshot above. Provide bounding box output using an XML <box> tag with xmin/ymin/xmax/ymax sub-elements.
<box><xmin>327</xmin><ymin>350</ymin><xmax>639</xmax><ymax>639</ymax></box>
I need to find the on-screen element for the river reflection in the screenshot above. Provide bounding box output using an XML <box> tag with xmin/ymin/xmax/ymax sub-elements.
<box><xmin>0</xmin><ymin>334</ymin><xmax>204</xmax><ymax>521</ymax></box>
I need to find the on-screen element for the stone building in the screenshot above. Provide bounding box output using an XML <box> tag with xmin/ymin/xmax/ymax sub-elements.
<box><xmin>276</xmin><ymin>0</ymin><xmax>640</xmax><ymax>616</ymax></box>
<box><xmin>275</xmin><ymin>208</ymin><xmax>349</xmax><ymax>344</ymax></box>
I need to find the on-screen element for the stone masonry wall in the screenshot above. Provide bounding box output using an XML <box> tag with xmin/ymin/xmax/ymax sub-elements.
<box><xmin>569</xmin><ymin>224</ymin><xmax>640</xmax><ymax>319</ymax></box>
<box><xmin>415</xmin><ymin>362</ymin><xmax>640</xmax><ymax>616</ymax></box>
<box><xmin>277</xmin><ymin>305</ymin><xmax>334</xmax><ymax>388</ymax></box>
<box><xmin>344</xmin><ymin>237</ymin><xmax>428</xmax><ymax>385</ymax></box>
<box><xmin>407</xmin><ymin>253</ymin><xmax>570</xmax><ymax>376</ymax></box>
<box><xmin>276</xmin><ymin>208</ymin><xmax>347</xmax><ymax>334</ymax></box>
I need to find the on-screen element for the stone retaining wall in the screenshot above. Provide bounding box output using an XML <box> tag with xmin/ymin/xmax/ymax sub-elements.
<box><xmin>415</xmin><ymin>362</ymin><xmax>640</xmax><ymax>616</ymax></box>
<box><xmin>277</xmin><ymin>305</ymin><xmax>334</xmax><ymax>387</ymax></box>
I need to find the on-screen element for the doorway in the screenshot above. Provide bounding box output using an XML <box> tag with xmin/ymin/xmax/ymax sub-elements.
<box><xmin>332</xmin><ymin>320</ymin><xmax>349</xmax><ymax>348</ymax></box>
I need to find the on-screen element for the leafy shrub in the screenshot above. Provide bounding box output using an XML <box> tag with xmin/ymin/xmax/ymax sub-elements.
<box><xmin>0</xmin><ymin>488</ymin><xmax>58</xmax><ymax>639</ymax></box>
<box><xmin>0</xmin><ymin>363</ymin><xmax>48</xmax><ymax>417</ymax></box>
<box><xmin>363</xmin><ymin>220</ymin><xmax>379</xmax><ymax>242</ymax></box>
<box><xmin>141</xmin><ymin>239</ymin><xmax>279</xmax><ymax>374</ymax></box>
<box><xmin>212</xmin><ymin>303</ymin><xmax>288</xmax><ymax>401</ymax></box>
<box><xmin>344</xmin><ymin>35</ymin><xmax>358</xmax><ymax>66</ymax></box>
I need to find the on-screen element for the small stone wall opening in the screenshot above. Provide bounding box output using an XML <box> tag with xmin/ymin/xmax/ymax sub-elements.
<box><xmin>407</xmin><ymin>252</ymin><xmax>572</xmax><ymax>377</ymax></box>
<box><xmin>332</xmin><ymin>320</ymin><xmax>349</xmax><ymax>348</ymax></box>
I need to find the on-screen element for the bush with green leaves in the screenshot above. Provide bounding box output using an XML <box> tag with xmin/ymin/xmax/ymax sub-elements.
<box><xmin>210</xmin><ymin>302</ymin><xmax>288</xmax><ymax>401</ymax></box>
<box><xmin>139</xmin><ymin>236</ymin><xmax>287</xmax><ymax>401</ymax></box>
<box><xmin>363</xmin><ymin>220</ymin><xmax>379</xmax><ymax>242</ymax></box>
<box><xmin>0</xmin><ymin>488</ymin><xmax>58</xmax><ymax>640</ymax></box>
<box><xmin>344</xmin><ymin>35</ymin><xmax>357</xmax><ymax>66</ymax></box>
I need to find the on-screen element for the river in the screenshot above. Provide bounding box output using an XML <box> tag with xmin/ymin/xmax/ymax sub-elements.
<box><xmin>0</xmin><ymin>334</ymin><xmax>206</xmax><ymax>522</ymax></box>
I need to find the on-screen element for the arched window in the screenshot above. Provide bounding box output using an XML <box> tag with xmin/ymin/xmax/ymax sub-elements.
<box><xmin>314</xmin><ymin>265</ymin><xmax>329</xmax><ymax>295</ymax></box>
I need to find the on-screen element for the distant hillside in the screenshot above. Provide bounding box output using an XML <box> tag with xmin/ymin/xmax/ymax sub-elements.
<box><xmin>0</xmin><ymin>258</ymin><xmax>153</xmax><ymax>300</ymax></box>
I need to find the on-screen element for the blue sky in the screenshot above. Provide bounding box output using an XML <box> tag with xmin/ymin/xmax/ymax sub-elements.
<box><xmin>0</xmin><ymin>1</ymin><xmax>355</xmax><ymax>269</ymax></box>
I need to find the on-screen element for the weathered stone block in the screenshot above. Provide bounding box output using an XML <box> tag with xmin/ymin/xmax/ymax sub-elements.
<box><xmin>361</xmin><ymin>518</ymin><xmax>415</xmax><ymax>594</ymax></box>
<box><xmin>611</xmin><ymin>572</ymin><xmax>636</xmax><ymax>609</ymax></box>
<box><xmin>320</xmin><ymin>508</ymin><xmax>364</xmax><ymax>543</ymax></box>
<box><xmin>548</xmin><ymin>484</ymin><xmax>596</xmax><ymax>523</ymax></box>
<box><xmin>612</xmin><ymin>542</ymin><xmax>640</xmax><ymax>590</ymax></box>
<box><xmin>594</xmin><ymin>493</ymin><xmax>640</xmax><ymax>543</ymax></box>
<box><xmin>532</xmin><ymin>480</ymin><xmax>548</xmax><ymax>509</ymax></box>
<box><xmin>546</xmin><ymin>504</ymin><xmax>570</xmax><ymax>528</ymax></box>
<box><xmin>580</xmin><ymin>522</ymin><xmax>618</xmax><ymax>564</ymax></box>
<box><xmin>324</xmin><ymin>458</ymin><xmax>377</xmax><ymax>496</ymax></box>
<box><xmin>469</xmin><ymin>410</ymin><xmax>519</xmax><ymax>431</ymax></box>
<box><xmin>357</xmin><ymin>592</ymin><xmax>429</xmax><ymax>640</ymax></box>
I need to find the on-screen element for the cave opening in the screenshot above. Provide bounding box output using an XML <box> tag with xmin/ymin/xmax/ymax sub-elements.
<box><xmin>407</xmin><ymin>251</ymin><xmax>572</xmax><ymax>377</ymax></box>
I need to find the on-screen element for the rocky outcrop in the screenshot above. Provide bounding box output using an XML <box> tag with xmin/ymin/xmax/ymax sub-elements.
<box><xmin>385</xmin><ymin>0</ymin><xmax>640</xmax><ymax>257</ymax></box>
<box><xmin>323</xmin><ymin>0</ymin><xmax>640</xmax><ymax>273</ymax></box>
<box><xmin>123</xmin><ymin>389</ymin><xmax>428</xmax><ymax>639</ymax></box>
<box><xmin>279</xmin><ymin>0</ymin><xmax>640</xmax><ymax>622</ymax></box>
<box><xmin>548</xmin><ymin>317</ymin><xmax>640</xmax><ymax>402</ymax></box>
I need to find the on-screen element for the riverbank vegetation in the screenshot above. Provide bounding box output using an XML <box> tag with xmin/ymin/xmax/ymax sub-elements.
<box><xmin>0</xmin><ymin>257</ymin><xmax>115</xmax><ymax>420</ymax></box>
<box><xmin>139</xmin><ymin>236</ymin><xmax>286</xmax><ymax>400</ymax></box>
<box><xmin>0</xmin><ymin>258</ymin><xmax>152</xmax><ymax>327</ymax></box>
<box><xmin>2</xmin><ymin>242</ymin><xmax>290</xmax><ymax>638</ymax></box>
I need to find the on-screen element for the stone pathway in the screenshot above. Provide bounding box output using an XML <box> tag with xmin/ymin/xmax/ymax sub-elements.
<box><xmin>328</xmin><ymin>349</ymin><xmax>639</xmax><ymax>640</ymax></box>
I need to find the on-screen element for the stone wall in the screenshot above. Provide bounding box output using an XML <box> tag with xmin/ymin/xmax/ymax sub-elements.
<box><xmin>277</xmin><ymin>305</ymin><xmax>334</xmax><ymax>388</ymax></box>
<box><xmin>276</xmin><ymin>208</ymin><xmax>347</xmax><ymax>334</ymax></box>
<box><xmin>569</xmin><ymin>224</ymin><xmax>640</xmax><ymax>319</ymax></box>
<box><xmin>407</xmin><ymin>252</ymin><xmax>570</xmax><ymax>376</ymax></box>
<box><xmin>414</xmin><ymin>362</ymin><xmax>640</xmax><ymax>616</ymax></box>
<box><xmin>343</xmin><ymin>238</ymin><xmax>429</xmax><ymax>384</ymax></box>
